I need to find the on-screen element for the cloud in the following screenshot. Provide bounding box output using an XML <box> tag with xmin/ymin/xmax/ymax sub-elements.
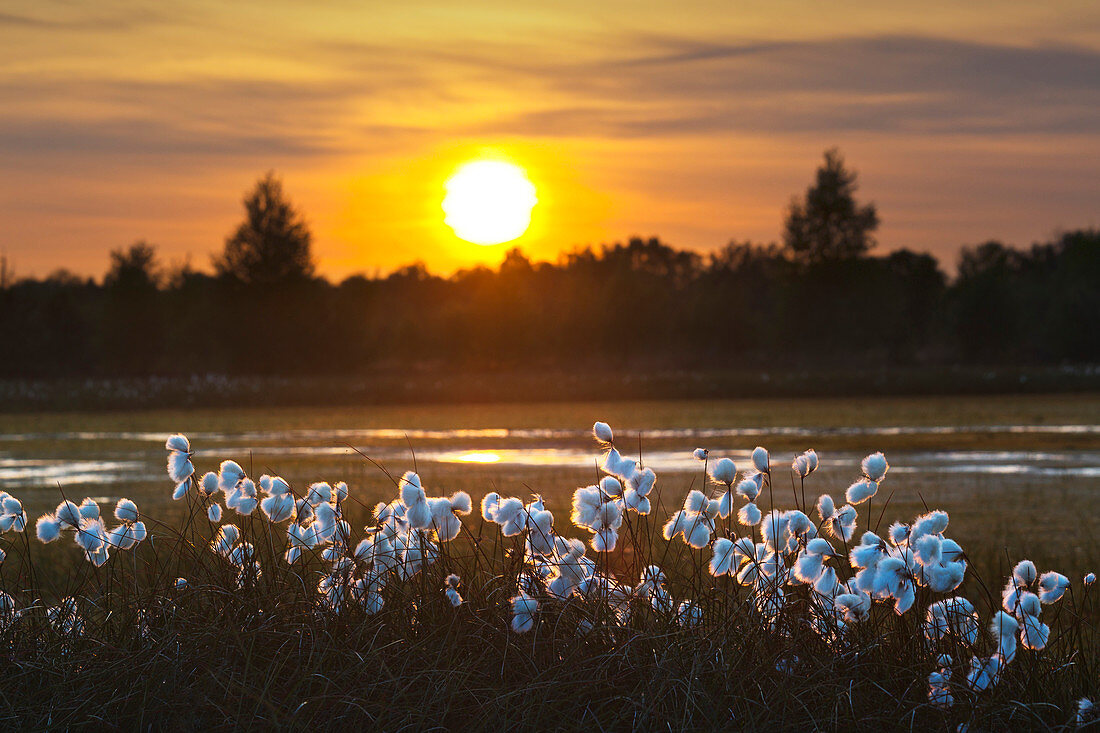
<box><xmin>0</xmin><ymin>74</ymin><xmax>433</xmax><ymax>168</ymax></box>
<box><xmin>0</xmin><ymin>4</ymin><xmax>167</xmax><ymax>31</ymax></box>
<box><xmin>469</xmin><ymin>34</ymin><xmax>1100</xmax><ymax>137</ymax></box>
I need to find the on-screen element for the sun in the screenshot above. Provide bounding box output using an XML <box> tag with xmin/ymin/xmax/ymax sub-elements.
<box><xmin>442</xmin><ymin>160</ymin><xmax>537</xmax><ymax>245</ymax></box>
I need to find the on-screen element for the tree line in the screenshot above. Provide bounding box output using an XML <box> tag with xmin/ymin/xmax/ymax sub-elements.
<box><xmin>1</xmin><ymin>153</ymin><xmax>1096</xmax><ymax>380</ymax></box>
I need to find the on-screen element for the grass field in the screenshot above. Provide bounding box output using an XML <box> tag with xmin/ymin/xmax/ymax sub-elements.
<box><xmin>0</xmin><ymin>394</ymin><xmax>1097</xmax><ymax>729</ymax></box>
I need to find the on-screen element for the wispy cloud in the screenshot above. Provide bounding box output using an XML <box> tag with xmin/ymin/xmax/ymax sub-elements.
<box><xmin>469</xmin><ymin>35</ymin><xmax>1100</xmax><ymax>137</ymax></box>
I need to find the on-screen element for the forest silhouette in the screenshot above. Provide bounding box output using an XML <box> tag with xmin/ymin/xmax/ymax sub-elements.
<box><xmin>1</xmin><ymin>151</ymin><xmax>1097</xmax><ymax>384</ymax></box>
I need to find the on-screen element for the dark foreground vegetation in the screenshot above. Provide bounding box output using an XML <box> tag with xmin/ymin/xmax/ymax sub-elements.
<box><xmin>2</xmin><ymin>152</ymin><xmax>1097</xmax><ymax>392</ymax></box>
<box><xmin>0</xmin><ymin>428</ymin><xmax>1096</xmax><ymax>730</ymax></box>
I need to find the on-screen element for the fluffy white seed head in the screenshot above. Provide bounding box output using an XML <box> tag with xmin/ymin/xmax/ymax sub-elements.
<box><xmin>751</xmin><ymin>446</ymin><xmax>769</xmax><ymax>473</ymax></box>
<box><xmin>218</xmin><ymin>461</ymin><xmax>246</xmax><ymax>493</ymax></box>
<box><xmin>1012</xmin><ymin>559</ymin><xmax>1038</xmax><ymax>587</ymax></box>
<box><xmin>593</xmin><ymin>421</ymin><xmax>614</xmax><ymax>444</ymax></box>
<box><xmin>846</xmin><ymin>480</ymin><xmax>878</xmax><ymax>505</ymax></box>
<box><xmin>261</xmin><ymin>475</ymin><xmax>291</xmax><ymax>496</ymax></box>
<box><xmin>510</xmin><ymin>591</ymin><xmax>538</xmax><ymax>633</ymax></box>
<box><xmin>481</xmin><ymin>492</ymin><xmax>500</xmax><ymax>522</ymax></box>
<box><xmin>692</xmin><ymin>448</ymin><xmax>708</xmax><ymax>461</ymax></box>
<box><xmin>599</xmin><ymin>476</ymin><xmax>622</xmax><ymax>497</ymax></box>
<box><xmin>165</xmin><ymin>434</ymin><xmax>191</xmax><ymax>453</ymax></box>
<box><xmin>684</xmin><ymin>490</ymin><xmax>708</xmax><ymax>513</ymax></box>
<box><xmin>167</xmin><ymin>451</ymin><xmax>194</xmax><ymax>484</ymax></box>
<box><xmin>629</xmin><ymin>467</ymin><xmax>657</xmax><ymax>497</ymax></box>
<box><xmin>1038</xmin><ymin>571</ymin><xmax>1069</xmax><ymax>603</ymax></box>
<box><xmin>447</xmin><ymin>491</ymin><xmax>472</xmax><ymax>515</ymax></box>
<box><xmin>861</xmin><ymin>452</ymin><xmax>888</xmax><ymax>481</ymax></box>
<box><xmin>114</xmin><ymin>498</ymin><xmax>138</xmax><ymax>523</ymax></box>
<box><xmin>200</xmin><ymin>472</ymin><xmax>219</xmax><ymax>497</ymax></box>
<box><xmin>36</xmin><ymin>515</ymin><xmax>62</xmax><ymax>543</ymax></box>
<box><xmin>601</xmin><ymin>448</ymin><xmax>636</xmax><ymax>479</ymax></box>
<box><xmin>737</xmin><ymin>502</ymin><xmax>762</xmax><ymax>526</ymax></box>
<box><xmin>55</xmin><ymin>500</ymin><xmax>81</xmax><ymax>529</ymax></box>
<box><xmin>307</xmin><ymin>482</ymin><xmax>333</xmax><ymax>507</ymax></box>
<box><xmin>78</xmin><ymin>498</ymin><xmax>100</xmax><ymax>520</ymax></box>
<box><xmin>736</xmin><ymin>473</ymin><xmax>763</xmax><ymax>501</ymax></box>
<box><xmin>709</xmin><ymin>458</ymin><xmax>736</xmax><ymax>486</ymax></box>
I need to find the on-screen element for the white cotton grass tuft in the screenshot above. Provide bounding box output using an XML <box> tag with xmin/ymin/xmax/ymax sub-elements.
<box><xmin>211</xmin><ymin>524</ymin><xmax>240</xmax><ymax>557</ymax></box>
<box><xmin>1078</xmin><ymin>699</ymin><xmax>1098</xmax><ymax>728</ymax></box>
<box><xmin>735</xmin><ymin>473</ymin><xmax>763</xmax><ymax>501</ymax></box>
<box><xmin>1085</xmin><ymin>572</ymin><xmax>1096</xmax><ymax>585</ymax></box>
<box><xmin>861</xmin><ymin>452</ymin><xmax>888</xmax><ymax>481</ymax></box>
<box><xmin>166</xmin><ymin>435</ymin><xmax>194</xmax><ymax>484</ymax></box>
<box><xmin>510</xmin><ymin>591</ymin><xmax>537</xmax><ymax>633</ymax></box>
<box><xmin>208</xmin><ymin>503</ymin><xmax>222</xmax><ymax>523</ymax></box>
<box><xmin>1012</xmin><ymin>559</ymin><xmax>1038</xmax><ymax>587</ymax></box>
<box><xmin>226</xmin><ymin>478</ymin><xmax>258</xmax><ymax>516</ymax></box>
<box><xmin>845</xmin><ymin>479</ymin><xmax>878</xmax><ymax>505</ymax></box>
<box><xmin>78</xmin><ymin>497</ymin><xmax>100</xmax><ymax>520</ymax></box>
<box><xmin>481</xmin><ymin>492</ymin><xmax>500</xmax><ymax>522</ymax></box>
<box><xmin>218</xmin><ymin>460</ymin><xmax>246</xmax><ymax>494</ymax></box>
<box><xmin>0</xmin><ymin>495</ymin><xmax>27</xmax><ymax>534</ymax></box>
<box><xmin>36</xmin><ymin>514</ymin><xmax>62</xmax><ymax>543</ymax></box>
<box><xmin>175</xmin><ymin>577</ymin><xmax>188</xmax><ymax>591</ymax></box>
<box><xmin>675</xmin><ymin>600</ymin><xmax>702</xmax><ymax>628</ymax></box>
<box><xmin>709</xmin><ymin>458</ymin><xmax>736</xmax><ymax>486</ymax></box>
<box><xmin>1037</xmin><ymin>571</ymin><xmax>1069</xmax><ymax>603</ymax></box>
<box><xmin>261</xmin><ymin>492</ymin><xmax>294</xmax><ymax>523</ymax></box>
<box><xmin>444</xmin><ymin>573</ymin><xmax>463</xmax><ymax>606</ymax></box>
<box><xmin>751</xmin><ymin>446</ymin><xmax>770</xmax><ymax>473</ymax></box>
<box><xmin>737</xmin><ymin>502</ymin><xmax>762</xmax><ymax>526</ymax></box>
<box><xmin>710</xmin><ymin>538</ymin><xmax>736</xmax><ymax>576</ymax></box>
<box><xmin>165</xmin><ymin>434</ymin><xmax>191</xmax><ymax>453</ymax></box>
<box><xmin>792</xmin><ymin>449</ymin><xmax>818</xmax><ymax>478</ymax></box>
<box><xmin>56</xmin><ymin>500</ymin><xmax>82</xmax><ymax>529</ymax></box>
<box><xmin>826</xmin><ymin>504</ymin><xmax>857</xmax><ymax>542</ymax></box>
<box><xmin>200</xmin><ymin>472</ymin><xmax>219</xmax><ymax>497</ymax></box>
<box><xmin>592</xmin><ymin>421</ymin><xmax>614</xmax><ymax>445</ymax></box>
<box><xmin>114</xmin><ymin>498</ymin><xmax>139</xmax><ymax>523</ymax></box>
<box><xmin>306</xmin><ymin>482</ymin><xmax>333</xmax><ymax>506</ymax></box>
<box><xmin>601</xmin><ymin>447</ymin><xmax>636</xmax><ymax>480</ymax></box>
<box><xmin>692</xmin><ymin>448</ymin><xmax>708</xmax><ymax>461</ymax></box>
<box><xmin>928</xmin><ymin>670</ymin><xmax>953</xmax><ymax>709</ymax></box>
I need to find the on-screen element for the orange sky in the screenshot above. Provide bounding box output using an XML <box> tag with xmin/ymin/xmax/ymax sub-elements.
<box><xmin>2</xmin><ymin>1</ymin><xmax>1099</xmax><ymax>279</ymax></box>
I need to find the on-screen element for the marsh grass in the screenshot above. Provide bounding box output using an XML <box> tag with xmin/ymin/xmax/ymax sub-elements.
<box><xmin>0</xmin><ymin>427</ymin><xmax>1097</xmax><ymax>731</ymax></box>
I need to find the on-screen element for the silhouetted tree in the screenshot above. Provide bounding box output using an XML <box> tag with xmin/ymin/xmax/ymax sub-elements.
<box><xmin>103</xmin><ymin>242</ymin><xmax>162</xmax><ymax>374</ymax></box>
<box><xmin>784</xmin><ymin>149</ymin><xmax>879</xmax><ymax>264</ymax></box>
<box><xmin>105</xmin><ymin>241</ymin><xmax>160</xmax><ymax>291</ymax></box>
<box><xmin>215</xmin><ymin>172</ymin><xmax>315</xmax><ymax>285</ymax></box>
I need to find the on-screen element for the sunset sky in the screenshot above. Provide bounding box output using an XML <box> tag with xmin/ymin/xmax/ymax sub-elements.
<box><xmin>2</xmin><ymin>0</ymin><xmax>1098</xmax><ymax>279</ymax></box>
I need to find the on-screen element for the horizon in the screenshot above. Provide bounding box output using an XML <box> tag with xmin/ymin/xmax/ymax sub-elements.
<box><xmin>2</xmin><ymin>1</ymin><xmax>1099</xmax><ymax>279</ymax></box>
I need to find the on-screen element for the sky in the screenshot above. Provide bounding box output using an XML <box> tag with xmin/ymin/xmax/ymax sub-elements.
<box><xmin>2</xmin><ymin>0</ymin><xmax>1099</xmax><ymax>279</ymax></box>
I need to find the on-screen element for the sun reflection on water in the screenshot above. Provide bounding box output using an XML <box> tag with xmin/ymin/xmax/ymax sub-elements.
<box><xmin>455</xmin><ymin>451</ymin><xmax>502</xmax><ymax>463</ymax></box>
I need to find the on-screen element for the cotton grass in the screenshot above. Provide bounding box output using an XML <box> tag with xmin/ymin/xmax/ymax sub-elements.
<box><xmin>0</xmin><ymin>421</ymin><xmax>1094</xmax><ymax>730</ymax></box>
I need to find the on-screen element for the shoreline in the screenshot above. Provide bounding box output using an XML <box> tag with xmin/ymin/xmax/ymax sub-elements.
<box><xmin>1</xmin><ymin>364</ymin><xmax>1098</xmax><ymax>414</ymax></box>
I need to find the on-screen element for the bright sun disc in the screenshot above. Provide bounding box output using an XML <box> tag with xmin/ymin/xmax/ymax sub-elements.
<box><xmin>442</xmin><ymin>161</ymin><xmax>537</xmax><ymax>245</ymax></box>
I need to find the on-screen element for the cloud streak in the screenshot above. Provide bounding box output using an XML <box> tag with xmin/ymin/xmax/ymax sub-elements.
<box><xmin>471</xmin><ymin>35</ymin><xmax>1100</xmax><ymax>137</ymax></box>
